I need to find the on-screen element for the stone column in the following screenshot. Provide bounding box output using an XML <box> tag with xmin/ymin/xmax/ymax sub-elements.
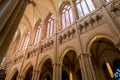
<box><xmin>52</xmin><ymin>63</ymin><xmax>58</xmax><ymax>80</ymax></box>
<box><xmin>79</xmin><ymin>53</ymin><xmax>97</xmax><ymax>80</ymax></box>
<box><xmin>0</xmin><ymin>0</ymin><xmax>29</xmax><ymax>63</ymax></box>
<box><xmin>36</xmin><ymin>70</ymin><xmax>41</xmax><ymax>80</ymax></box>
<box><xmin>32</xmin><ymin>70</ymin><xmax>41</xmax><ymax>80</ymax></box>
<box><xmin>78</xmin><ymin>54</ymin><xmax>88</xmax><ymax>80</ymax></box>
<box><xmin>58</xmin><ymin>63</ymin><xmax>63</xmax><ymax>80</ymax></box>
<box><xmin>17</xmin><ymin>74</ymin><xmax>24</xmax><ymax>80</ymax></box>
<box><xmin>0</xmin><ymin>0</ymin><xmax>19</xmax><ymax>31</ymax></box>
<box><xmin>32</xmin><ymin>70</ymin><xmax>36</xmax><ymax>80</ymax></box>
<box><xmin>84</xmin><ymin>53</ymin><xmax>96</xmax><ymax>80</ymax></box>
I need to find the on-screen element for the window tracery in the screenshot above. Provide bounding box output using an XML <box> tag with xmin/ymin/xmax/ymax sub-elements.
<box><xmin>75</xmin><ymin>0</ymin><xmax>96</xmax><ymax>18</ymax></box>
<box><xmin>46</xmin><ymin>15</ymin><xmax>55</xmax><ymax>37</ymax></box>
<box><xmin>34</xmin><ymin>24</ymin><xmax>42</xmax><ymax>44</ymax></box>
<box><xmin>61</xmin><ymin>4</ymin><xmax>74</xmax><ymax>29</ymax></box>
<box><xmin>22</xmin><ymin>32</ymin><xmax>30</xmax><ymax>50</ymax></box>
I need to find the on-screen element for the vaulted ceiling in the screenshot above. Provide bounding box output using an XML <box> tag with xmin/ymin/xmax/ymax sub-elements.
<box><xmin>18</xmin><ymin>0</ymin><xmax>66</xmax><ymax>35</ymax></box>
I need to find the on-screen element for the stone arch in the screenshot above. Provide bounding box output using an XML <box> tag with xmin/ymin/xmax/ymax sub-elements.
<box><xmin>59</xmin><ymin>1</ymin><xmax>71</xmax><ymax>13</ymax></box>
<box><xmin>22</xmin><ymin>62</ymin><xmax>33</xmax><ymax>79</ymax></box>
<box><xmin>37</xmin><ymin>55</ymin><xmax>53</xmax><ymax>80</ymax></box>
<box><xmin>59</xmin><ymin>47</ymin><xmax>79</xmax><ymax>64</ymax></box>
<box><xmin>9</xmin><ymin>68</ymin><xmax>18</xmax><ymax>80</ymax></box>
<box><xmin>86</xmin><ymin>34</ymin><xmax>116</xmax><ymax>53</ymax></box>
<box><xmin>59</xmin><ymin>47</ymin><xmax>82</xmax><ymax>80</ymax></box>
<box><xmin>38</xmin><ymin>55</ymin><xmax>53</xmax><ymax>71</ymax></box>
<box><xmin>87</xmin><ymin>35</ymin><xmax>120</xmax><ymax>80</ymax></box>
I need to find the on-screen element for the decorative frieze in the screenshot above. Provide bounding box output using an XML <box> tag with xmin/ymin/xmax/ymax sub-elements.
<box><xmin>110</xmin><ymin>0</ymin><xmax>120</xmax><ymax>16</ymax></box>
<box><xmin>58</xmin><ymin>28</ymin><xmax>76</xmax><ymax>44</ymax></box>
<box><xmin>40</xmin><ymin>39</ymin><xmax>54</xmax><ymax>52</ymax></box>
<box><xmin>111</xmin><ymin>0</ymin><xmax>120</xmax><ymax>12</ymax></box>
<box><xmin>78</xmin><ymin>13</ymin><xmax>104</xmax><ymax>34</ymax></box>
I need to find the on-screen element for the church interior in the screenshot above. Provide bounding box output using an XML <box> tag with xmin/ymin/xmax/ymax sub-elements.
<box><xmin>0</xmin><ymin>0</ymin><xmax>120</xmax><ymax>80</ymax></box>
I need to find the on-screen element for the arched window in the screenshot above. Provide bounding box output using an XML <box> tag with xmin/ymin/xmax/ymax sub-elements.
<box><xmin>61</xmin><ymin>4</ymin><xmax>74</xmax><ymax>29</ymax></box>
<box><xmin>76</xmin><ymin>0</ymin><xmax>96</xmax><ymax>18</ymax></box>
<box><xmin>22</xmin><ymin>32</ymin><xmax>30</xmax><ymax>50</ymax></box>
<box><xmin>46</xmin><ymin>15</ymin><xmax>55</xmax><ymax>37</ymax></box>
<box><xmin>34</xmin><ymin>24</ymin><xmax>42</xmax><ymax>44</ymax></box>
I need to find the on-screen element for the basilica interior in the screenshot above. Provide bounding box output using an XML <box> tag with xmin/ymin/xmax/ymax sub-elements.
<box><xmin>0</xmin><ymin>0</ymin><xmax>120</xmax><ymax>80</ymax></box>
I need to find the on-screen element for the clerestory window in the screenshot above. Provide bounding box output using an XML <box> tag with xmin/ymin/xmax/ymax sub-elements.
<box><xmin>46</xmin><ymin>15</ymin><xmax>55</xmax><ymax>37</ymax></box>
<box><xmin>76</xmin><ymin>0</ymin><xmax>96</xmax><ymax>18</ymax></box>
<box><xmin>61</xmin><ymin>4</ymin><xmax>74</xmax><ymax>29</ymax></box>
<box><xmin>34</xmin><ymin>24</ymin><xmax>42</xmax><ymax>44</ymax></box>
<box><xmin>22</xmin><ymin>32</ymin><xmax>30</xmax><ymax>50</ymax></box>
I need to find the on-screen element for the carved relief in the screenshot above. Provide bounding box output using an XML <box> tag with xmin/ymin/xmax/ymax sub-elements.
<box><xmin>111</xmin><ymin>0</ymin><xmax>120</xmax><ymax>12</ymax></box>
<box><xmin>58</xmin><ymin>28</ymin><xmax>76</xmax><ymax>44</ymax></box>
<box><xmin>78</xmin><ymin>13</ymin><xmax>104</xmax><ymax>34</ymax></box>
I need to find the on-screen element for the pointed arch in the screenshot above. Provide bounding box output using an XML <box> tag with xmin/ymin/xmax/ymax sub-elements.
<box><xmin>86</xmin><ymin>34</ymin><xmax>116</xmax><ymax>54</ymax></box>
<box><xmin>38</xmin><ymin>55</ymin><xmax>53</xmax><ymax>71</ymax></box>
<box><xmin>9</xmin><ymin>68</ymin><xmax>18</xmax><ymax>80</ymax></box>
<box><xmin>59</xmin><ymin>47</ymin><xmax>78</xmax><ymax>64</ymax></box>
<box><xmin>22</xmin><ymin>62</ymin><xmax>33</xmax><ymax>76</ymax></box>
<box><xmin>59</xmin><ymin>1</ymin><xmax>74</xmax><ymax>30</ymax></box>
<box><xmin>59</xmin><ymin>1</ymin><xmax>70</xmax><ymax>13</ymax></box>
<box><xmin>87</xmin><ymin>34</ymin><xmax>120</xmax><ymax>80</ymax></box>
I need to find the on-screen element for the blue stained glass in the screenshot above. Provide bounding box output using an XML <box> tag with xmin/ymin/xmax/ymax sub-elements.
<box><xmin>115</xmin><ymin>67</ymin><xmax>120</xmax><ymax>80</ymax></box>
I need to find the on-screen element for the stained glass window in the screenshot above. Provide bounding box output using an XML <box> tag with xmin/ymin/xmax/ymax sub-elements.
<box><xmin>76</xmin><ymin>0</ymin><xmax>96</xmax><ymax>18</ymax></box>
<box><xmin>46</xmin><ymin>15</ymin><xmax>55</xmax><ymax>37</ymax></box>
<box><xmin>61</xmin><ymin>4</ymin><xmax>74</xmax><ymax>29</ymax></box>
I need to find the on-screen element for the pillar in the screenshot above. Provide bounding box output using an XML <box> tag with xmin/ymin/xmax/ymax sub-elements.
<box><xmin>35</xmin><ymin>70</ymin><xmax>41</xmax><ymax>80</ymax></box>
<box><xmin>0</xmin><ymin>0</ymin><xmax>19</xmax><ymax>31</ymax></box>
<box><xmin>52</xmin><ymin>63</ymin><xmax>58</xmax><ymax>80</ymax></box>
<box><xmin>58</xmin><ymin>63</ymin><xmax>62</xmax><ymax>80</ymax></box>
<box><xmin>32</xmin><ymin>69</ymin><xmax>41</xmax><ymax>80</ymax></box>
<box><xmin>78</xmin><ymin>53</ymin><xmax>96</xmax><ymax>80</ymax></box>
<box><xmin>0</xmin><ymin>0</ymin><xmax>29</xmax><ymax>63</ymax></box>
<box><xmin>17</xmin><ymin>74</ymin><xmax>24</xmax><ymax>80</ymax></box>
<box><xmin>32</xmin><ymin>70</ymin><xmax>36</xmax><ymax>80</ymax></box>
<box><xmin>78</xmin><ymin>54</ymin><xmax>88</xmax><ymax>80</ymax></box>
<box><xmin>84</xmin><ymin>53</ymin><xmax>96</xmax><ymax>80</ymax></box>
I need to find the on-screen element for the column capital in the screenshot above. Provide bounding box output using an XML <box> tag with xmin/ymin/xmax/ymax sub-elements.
<box><xmin>78</xmin><ymin>53</ymin><xmax>91</xmax><ymax>57</ymax></box>
<box><xmin>18</xmin><ymin>75</ymin><xmax>24</xmax><ymax>79</ymax></box>
<box><xmin>52</xmin><ymin>62</ymin><xmax>57</xmax><ymax>66</ymax></box>
<box><xmin>52</xmin><ymin>62</ymin><xmax>63</xmax><ymax>67</ymax></box>
<box><xmin>33</xmin><ymin>69</ymin><xmax>41</xmax><ymax>73</ymax></box>
<box><xmin>58</xmin><ymin>62</ymin><xmax>63</xmax><ymax>67</ymax></box>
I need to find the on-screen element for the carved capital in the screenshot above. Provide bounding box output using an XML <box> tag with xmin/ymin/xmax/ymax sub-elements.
<box><xmin>111</xmin><ymin>0</ymin><xmax>120</xmax><ymax>12</ymax></box>
<box><xmin>89</xmin><ymin>18</ymin><xmax>95</xmax><ymax>23</ymax></box>
<box><xmin>67</xmin><ymin>30</ymin><xmax>71</xmax><ymax>37</ymax></box>
<box><xmin>71</xmin><ymin>28</ymin><xmax>76</xmax><ymax>34</ymax></box>
<box><xmin>78</xmin><ymin>53</ymin><xmax>91</xmax><ymax>57</ymax></box>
